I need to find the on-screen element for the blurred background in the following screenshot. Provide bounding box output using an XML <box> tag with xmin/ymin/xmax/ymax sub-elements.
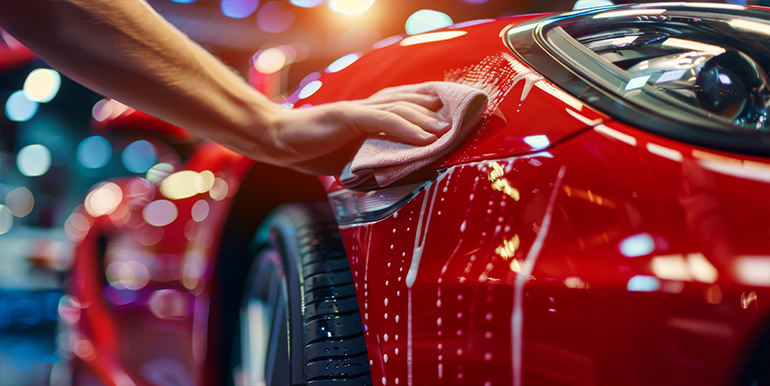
<box><xmin>0</xmin><ymin>0</ymin><xmax>763</xmax><ymax>385</ymax></box>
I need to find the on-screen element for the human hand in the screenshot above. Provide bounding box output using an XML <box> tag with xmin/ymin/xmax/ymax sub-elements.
<box><xmin>256</xmin><ymin>85</ymin><xmax>450</xmax><ymax>175</ymax></box>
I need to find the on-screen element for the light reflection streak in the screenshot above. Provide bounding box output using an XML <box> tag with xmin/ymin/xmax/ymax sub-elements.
<box><xmin>400</xmin><ymin>31</ymin><xmax>466</xmax><ymax>46</ymax></box>
<box><xmin>593</xmin><ymin>9</ymin><xmax>666</xmax><ymax>18</ymax></box>
<box><xmin>562</xmin><ymin>185</ymin><xmax>616</xmax><ymax>208</ymax></box>
<box><xmin>512</xmin><ymin>166</ymin><xmax>566</xmax><ymax>386</ymax></box>
<box><xmin>646</xmin><ymin>142</ymin><xmax>682</xmax><ymax>162</ymax></box>
<box><xmin>594</xmin><ymin>124</ymin><xmax>637</xmax><ymax>146</ymax></box>
<box><xmin>728</xmin><ymin>19</ymin><xmax>770</xmax><ymax>35</ymax></box>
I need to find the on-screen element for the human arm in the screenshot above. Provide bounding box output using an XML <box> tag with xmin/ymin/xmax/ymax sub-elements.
<box><xmin>0</xmin><ymin>0</ymin><xmax>447</xmax><ymax>175</ymax></box>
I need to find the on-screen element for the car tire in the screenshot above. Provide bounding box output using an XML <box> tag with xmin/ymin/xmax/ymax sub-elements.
<box><xmin>230</xmin><ymin>202</ymin><xmax>372</xmax><ymax>386</ymax></box>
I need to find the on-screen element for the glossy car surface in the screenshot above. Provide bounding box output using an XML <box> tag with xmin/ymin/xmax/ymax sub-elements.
<box><xmin>65</xmin><ymin>3</ymin><xmax>769</xmax><ymax>386</ymax></box>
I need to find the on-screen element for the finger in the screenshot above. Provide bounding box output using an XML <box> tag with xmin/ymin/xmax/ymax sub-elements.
<box><xmin>349</xmin><ymin>108</ymin><xmax>438</xmax><ymax>146</ymax></box>
<box><xmin>362</xmin><ymin>93</ymin><xmax>443</xmax><ymax>111</ymax></box>
<box><xmin>376</xmin><ymin>104</ymin><xmax>451</xmax><ymax>135</ymax></box>
<box><xmin>368</xmin><ymin>100</ymin><xmax>440</xmax><ymax>119</ymax></box>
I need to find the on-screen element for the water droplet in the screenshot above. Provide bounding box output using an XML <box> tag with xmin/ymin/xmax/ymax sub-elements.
<box><xmin>395</xmin><ymin>315</ymin><xmax>400</xmax><ymax>323</ymax></box>
<box><xmin>384</xmin><ymin>298</ymin><xmax>388</xmax><ymax>306</ymax></box>
<box><xmin>384</xmin><ymin>334</ymin><xmax>389</xmax><ymax>342</ymax></box>
<box><xmin>384</xmin><ymin>354</ymin><xmax>388</xmax><ymax>363</ymax></box>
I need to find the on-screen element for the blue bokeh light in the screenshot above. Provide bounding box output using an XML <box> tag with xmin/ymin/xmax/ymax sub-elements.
<box><xmin>619</xmin><ymin>233</ymin><xmax>655</xmax><ymax>257</ymax></box>
<box><xmin>5</xmin><ymin>91</ymin><xmax>39</xmax><ymax>122</ymax></box>
<box><xmin>221</xmin><ymin>0</ymin><xmax>259</xmax><ymax>19</ymax></box>
<box><xmin>77</xmin><ymin>136</ymin><xmax>112</xmax><ymax>169</ymax></box>
<box><xmin>122</xmin><ymin>140</ymin><xmax>156</xmax><ymax>174</ymax></box>
<box><xmin>627</xmin><ymin>275</ymin><xmax>661</xmax><ymax>292</ymax></box>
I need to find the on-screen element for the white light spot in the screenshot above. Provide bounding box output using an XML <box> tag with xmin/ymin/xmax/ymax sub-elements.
<box><xmin>17</xmin><ymin>144</ymin><xmax>51</xmax><ymax>177</ymax></box>
<box><xmin>143</xmin><ymin>200</ymin><xmax>178</xmax><ymax>227</ymax></box>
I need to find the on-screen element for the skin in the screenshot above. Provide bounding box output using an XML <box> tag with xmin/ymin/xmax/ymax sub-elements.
<box><xmin>0</xmin><ymin>0</ymin><xmax>449</xmax><ymax>175</ymax></box>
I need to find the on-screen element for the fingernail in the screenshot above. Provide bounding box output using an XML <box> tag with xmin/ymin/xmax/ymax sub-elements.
<box><xmin>435</xmin><ymin>121</ymin><xmax>451</xmax><ymax>130</ymax></box>
<box><xmin>419</xmin><ymin>131</ymin><xmax>436</xmax><ymax>140</ymax></box>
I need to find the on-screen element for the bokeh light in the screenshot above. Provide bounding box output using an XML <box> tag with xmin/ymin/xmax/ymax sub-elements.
<box><xmin>209</xmin><ymin>177</ymin><xmax>229</xmax><ymax>201</ymax></box>
<box><xmin>289</xmin><ymin>0</ymin><xmax>323</xmax><ymax>8</ymax></box>
<box><xmin>143</xmin><ymin>200</ymin><xmax>178</xmax><ymax>227</ymax></box>
<box><xmin>149</xmin><ymin>289</ymin><xmax>190</xmax><ymax>319</ymax></box>
<box><xmin>23</xmin><ymin>68</ymin><xmax>61</xmax><ymax>103</ymax></box>
<box><xmin>122</xmin><ymin>140</ymin><xmax>156</xmax><ymax>174</ymax></box>
<box><xmin>405</xmin><ymin>9</ymin><xmax>453</xmax><ymax>35</ymax></box>
<box><xmin>107</xmin><ymin>260</ymin><xmax>150</xmax><ymax>290</ymax></box>
<box><xmin>5</xmin><ymin>187</ymin><xmax>34</xmax><ymax>217</ymax></box>
<box><xmin>221</xmin><ymin>0</ymin><xmax>259</xmax><ymax>18</ymax></box>
<box><xmin>85</xmin><ymin>182</ymin><xmax>123</xmax><ymax>217</ymax></box>
<box><xmin>171</xmin><ymin>0</ymin><xmax>197</xmax><ymax>3</ymax></box>
<box><xmin>5</xmin><ymin>90</ymin><xmax>39</xmax><ymax>122</ymax></box>
<box><xmin>257</xmin><ymin>2</ymin><xmax>295</xmax><ymax>33</ymax></box>
<box><xmin>64</xmin><ymin>212</ymin><xmax>91</xmax><ymax>242</ymax></box>
<box><xmin>77</xmin><ymin>136</ymin><xmax>112</xmax><ymax>169</ymax></box>
<box><xmin>298</xmin><ymin>80</ymin><xmax>322</xmax><ymax>99</ymax></box>
<box><xmin>125</xmin><ymin>178</ymin><xmax>155</xmax><ymax>208</ymax></box>
<box><xmin>254</xmin><ymin>47</ymin><xmax>287</xmax><ymax>74</ymax></box>
<box><xmin>147</xmin><ymin>163</ymin><xmax>175</xmax><ymax>184</ymax></box>
<box><xmin>329</xmin><ymin>0</ymin><xmax>375</xmax><ymax>16</ymax></box>
<box><xmin>325</xmin><ymin>53</ymin><xmax>362</xmax><ymax>73</ymax></box>
<box><xmin>191</xmin><ymin>200</ymin><xmax>210</xmax><ymax>222</ymax></box>
<box><xmin>17</xmin><ymin>144</ymin><xmax>52</xmax><ymax>177</ymax></box>
<box><xmin>160</xmin><ymin>170</ymin><xmax>216</xmax><ymax>200</ymax></box>
<box><xmin>0</xmin><ymin>205</ymin><xmax>13</xmax><ymax>235</ymax></box>
<box><xmin>91</xmin><ymin>99</ymin><xmax>129</xmax><ymax>122</ymax></box>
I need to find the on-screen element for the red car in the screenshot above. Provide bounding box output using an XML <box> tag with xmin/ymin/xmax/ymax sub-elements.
<box><xmin>63</xmin><ymin>3</ymin><xmax>769</xmax><ymax>386</ymax></box>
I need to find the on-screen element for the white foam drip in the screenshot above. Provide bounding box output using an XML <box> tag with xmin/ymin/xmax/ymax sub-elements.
<box><xmin>511</xmin><ymin>166</ymin><xmax>566</xmax><ymax>386</ymax></box>
<box><xmin>512</xmin><ymin>72</ymin><xmax>544</xmax><ymax>101</ymax></box>
<box><xmin>406</xmin><ymin>172</ymin><xmax>447</xmax><ymax>288</ymax></box>
<box><xmin>406</xmin><ymin>171</ymin><xmax>450</xmax><ymax>386</ymax></box>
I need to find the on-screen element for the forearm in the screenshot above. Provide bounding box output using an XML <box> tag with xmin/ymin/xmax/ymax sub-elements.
<box><xmin>0</xmin><ymin>0</ymin><xmax>277</xmax><ymax>157</ymax></box>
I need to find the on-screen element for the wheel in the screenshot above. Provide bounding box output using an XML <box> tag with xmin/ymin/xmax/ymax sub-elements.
<box><xmin>229</xmin><ymin>202</ymin><xmax>372</xmax><ymax>386</ymax></box>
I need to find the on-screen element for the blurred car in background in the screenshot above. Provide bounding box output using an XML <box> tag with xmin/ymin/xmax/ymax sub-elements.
<box><xmin>64</xmin><ymin>3</ymin><xmax>769</xmax><ymax>386</ymax></box>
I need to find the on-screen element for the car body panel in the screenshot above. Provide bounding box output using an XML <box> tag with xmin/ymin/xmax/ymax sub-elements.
<box><xmin>340</xmin><ymin>121</ymin><xmax>769</xmax><ymax>385</ymax></box>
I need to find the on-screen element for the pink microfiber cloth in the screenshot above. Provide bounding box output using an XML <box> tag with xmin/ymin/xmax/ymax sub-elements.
<box><xmin>345</xmin><ymin>81</ymin><xmax>488</xmax><ymax>188</ymax></box>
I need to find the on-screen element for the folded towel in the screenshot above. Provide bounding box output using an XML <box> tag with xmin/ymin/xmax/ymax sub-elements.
<box><xmin>346</xmin><ymin>81</ymin><xmax>488</xmax><ymax>188</ymax></box>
